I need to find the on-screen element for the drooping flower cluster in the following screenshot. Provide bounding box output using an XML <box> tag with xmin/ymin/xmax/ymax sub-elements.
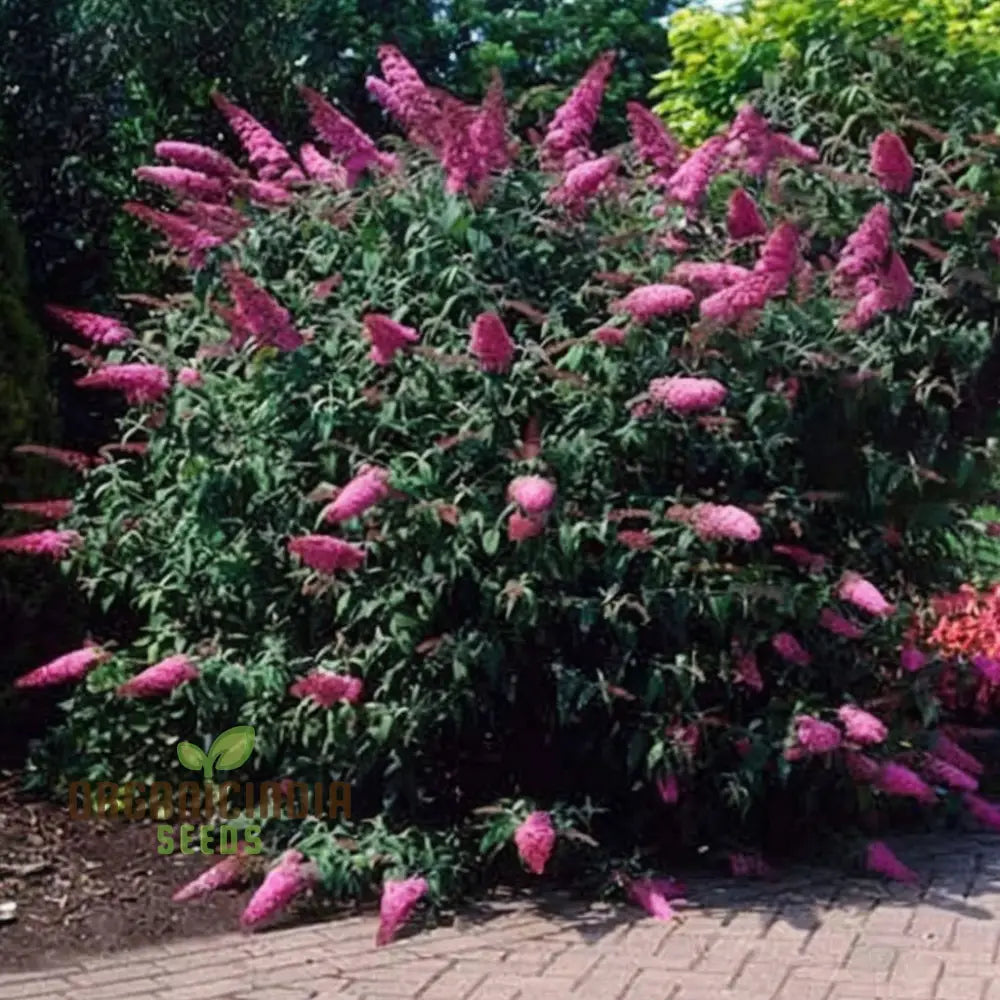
<box><xmin>539</xmin><ymin>51</ymin><xmax>615</xmax><ymax>171</ymax></box>
<box><xmin>288</xmin><ymin>536</ymin><xmax>366</xmax><ymax>574</ymax></box>
<box><xmin>0</xmin><ymin>529</ymin><xmax>82</xmax><ymax>559</ymax></box>
<box><xmin>289</xmin><ymin>672</ymin><xmax>364</xmax><ymax>707</ymax></box>
<box><xmin>117</xmin><ymin>654</ymin><xmax>199</xmax><ymax>698</ymax></box>
<box><xmin>375</xmin><ymin>877</ymin><xmax>428</xmax><ymax>946</ymax></box>
<box><xmin>240</xmin><ymin>851</ymin><xmax>317</xmax><ymax>930</ymax></box>
<box><xmin>220</xmin><ymin>265</ymin><xmax>304</xmax><ymax>352</ymax></box>
<box><xmin>14</xmin><ymin>646</ymin><xmax>108</xmax><ymax>688</ymax></box>
<box><xmin>514</xmin><ymin>811</ymin><xmax>556</xmax><ymax>874</ymax></box>
<box><xmin>76</xmin><ymin>363</ymin><xmax>171</xmax><ymax>405</ymax></box>
<box><xmin>47</xmin><ymin>306</ymin><xmax>133</xmax><ymax>346</ymax></box>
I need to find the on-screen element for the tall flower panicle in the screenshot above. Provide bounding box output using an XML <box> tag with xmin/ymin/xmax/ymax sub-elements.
<box><xmin>212</xmin><ymin>92</ymin><xmax>304</xmax><ymax>184</ymax></box>
<box><xmin>134</xmin><ymin>165</ymin><xmax>229</xmax><ymax>204</ymax></box>
<box><xmin>548</xmin><ymin>154</ymin><xmax>619</xmax><ymax>212</ymax></box>
<box><xmin>298</xmin><ymin>143</ymin><xmax>348</xmax><ymax>188</ymax></box>
<box><xmin>13</xmin><ymin>444</ymin><xmax>95</xmax><ymax>471</ymax></box>
<box><xmin>932</xmin><ymin>734</ymin><xmax>983</xmax><ymax>777</ymax></box>
<box><xmin>819</xmin><ymin>608</ymin><xmax>865</xmax><ymax>639</ymax></box>
<box><xmin>288</xmin><ymin>536</ymin><xmax>365</xmax><ymax>574</ymax></box>
<box><xmin>627</xmin><ymin>102</ymin><xmax>682</xmax><ymax>180</ymax></box>
<box><xmin>610</xmin><ymin>284</ymin><xmax>694</xmax><ymax>323</ymax></box>
<box><xmin>664</xmin><ymin>135</ymin><xmax>726</xmax><ymax>209</ymax></box>
<box><xmin>838</xmin><ymin>573</ymin><xmax>894</xmax><ymax>617</ymax></box>
<box><xmin>469</xmin><ymin>313</ymin><xmax>515</xmax><ymax>373</ymax></box>
<box><xmin>155</xmin><ymin>140</ymin><xmax>241</xmax><ymax>179</ymax></box>
<box><xmin>964</xmin><ymin>792</ymin><xmax>1000</xmax><ymax>831</ymax></box>
<box><xmin>375</xmin><ymin>877</ymin><xmax>428</xmax><ymax>946</ymax></box>
<box><xmin>368</xmin><ymin>46</ymin><xmax>444</xmax><ymax>150</ymax></box>
<box><xmin>289</xmin><ymin>672</ymin><xmax>363</xmax><ymax>707</ymax></box>
<box><xmin>322</xmin><ymin>466</ymin><xmax>391</xmax><ymax>523</ymax></box>
<box><xmin>47</xmin><ymin>306</ymin><xmax>133</xmax><ymax>346</ymax></box>
<box><xmin>626</xmin><ymin>876</ymin><xmax>684</xmax><ymax>921</ymax></box>
<box><xmin>76</xmin><ymin>363</ymin><xmax>171</xmax><ymax>405</ymax></box>
<box><xmin>363</xmin><ymin>313</ymin><xmax>420</xmax><ymax>366</ymax></box>
<box><xmin>469</xmin><ymin>70</ymin><xmax>510</xmax><ymax>174</ymax></box>
<box><xmin>669</xmin><ymin>262</ymin><xmax>750</xmax><ymax>298</ymax></box>
<box><xmin>2</xmin><ymin>499</ymin><xmax>73</xmax><ymax>520</ymax></box>
<box><xmin>648</xmin><ymin>376</ymin><xmax>727</xmax><ymax>414</ymax></box>
<box><xmin>514</xmin><ymin>811</ymin><xmax>556</xmax><ymax>874</ymax></box>
<box><xmin>507</xmin><ymin>476</ymin><xmax>557</xmax><ymax>516</ymax></box>
<box><xmin>177</xmin><ymin>201</ymin><xmax>249</xmax><ymax>240</ymax></box>
<box><xmin>691</xmin><ymin>504</ymin><xmax>761</xmax><ymax>542</ymax></box>
<box><xmin>724</xmin><ymin>104</ymin><xmax>817</xmax><ymax>176</ymax></box>
<box><xmin>299</xmin><ymin>85</ymin><xmax>398</xmax><ymax>182</ymax></box>
<box><xmin>232</xmin><ymin>178</ymin><xmax>295</xmax><ymax>206</ymax></box>
<box><xmin>173</xmin><ymin>847</ymin><xmax>249</xmax><ymax>901</ymax></box>
<box><xmin>14</xmin><ymin>646</ymin><xmax>107</xmax><ymax>688</ymax></box>
<box><xmin>870</xmin><ymin>132</ymin><xmax>914</xmax><ymax>192</ymax></box>
<box><xmin>838</xmin><ymin>705</ymin><xmax>887</xmax><ymax>745</ymax></box>
<box><xmin>772</xmin><ymin>633</ymin><xmax>811</xmax><ymax>667</ymax></box>
<box><xmin>117</xmin><ymin>654</ymin><xmax>199</xmax><ymax>698</ymax></box>
<box><xmin>241</xmin><ymin>852</ymin><xmax>317</xmax><ymax>929</ymax></box>
<box><xmin>727</xmin><ymin>188</ymin><xmax>767</xmax><ymax>239</ymax></box>
<box><xmin>0</xmin><ymin>529</ymin><xmax>82</xmax><ymax>559</ymax></box>
<box><xmin>539</xmin><ymin>51</ymin><xmax>615</xmax><ymax>170</ymax></box>
<box><xmin>922</xmin><ymin>755</ymin><xmax>978</xmax><ymax>792</ymax></box>
<box><xmin>875</xmin><ymin>762</ymin><xmax>936</xmax><ymax>804</ymax></box>
<box><xmin>866</xmin><ymin>842</ymin><xmax>918</xmax><ymax>884</ymax></box>
<box><xmin>222</xmin><ymin>265</ymin><xmax>304</xmax><ymax>352</ymax></box>
<box><xmin>753</xmin><ymin>222</ymin><xmax>800</xmax><ymax>293</ymax></box>
<box><xmin>699</xmin><ymin>273</ymin><xmax>773</xmax><ymax>325</ymax></box>
<box><xmin>123</xmin><ymin>202</ymin><xmax>225</xmax><ymax>267</ymax></box>
<box><xmin>794</xmin><ymin>715</ymin><xmax>842</xmax><ymax>754</ymax></box>
<box><xmin>834</xmin><ymin>203</ymin><xmax>891</xmax><ymax>293</ymax></box>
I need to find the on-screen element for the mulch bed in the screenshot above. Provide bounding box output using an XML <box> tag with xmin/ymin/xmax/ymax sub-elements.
<box><xmin>0</xmin><ymin>772</ymin><xmax>261</xmax><ymax>972</ymax></box>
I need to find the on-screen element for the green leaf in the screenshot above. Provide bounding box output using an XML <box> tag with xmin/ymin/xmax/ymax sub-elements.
<box><xmin>208</xmin><ymin>725</ymin><xmax>256</xmax><ymax>771</ymax></box>
<box><xmin>482</xmin><ymin>528</ymin><xmax>500</xmax><ymax>555</ymax></box>
<box><xmin>176</xmin><ymin>741</ymin><xmax>206</xmax><ymax>771</ymax></box>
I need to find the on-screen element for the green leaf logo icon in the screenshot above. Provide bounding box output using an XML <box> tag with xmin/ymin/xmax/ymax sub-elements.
<box><xmin>177</xmin><ymin>726</ymin><xmax>255</xmax><ymax>780</ymax></box>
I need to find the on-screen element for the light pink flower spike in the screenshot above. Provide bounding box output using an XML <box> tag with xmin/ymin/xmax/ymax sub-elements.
<box><xmin>507</xmin><ymin>476</ymin><xmax>557</xmax><ymax>516</ymax></box>
<box><xmin>626</xmin><ymin>877</ymin><xmax>684</xmax><ymax>921</ymax></box>
<box><xmin>540</xmin><ymin>51</ymin><xmax>616</xmax><ymax>171</ymax></box>
<box><xmin>508</xmin><ymin>511</ymin><xmax>546</xmax><ymax>542</ymax></box>
<box><xmin>173</xmin><ymin>846</ymin><xmax>249</xmax><ymax>901</ymax></box>
<box><xmin>837</xmin><ymin>705</ymin><xmax>887</xmax><ymax>745</ymax></box>
<box><xmin>665</xmin><ymin>135</ymin><xmax>726</xmax><ymax>209</ymax></box>
<box><xmin>0</xmin><ymin>529</ymin><xmax>82</xmax><ymax>559</ymax></box>
<box><xmin>794</xmin><ymin>715</ymin><xmax>842</xmax><ymax>754</ymax></box>
<box><xmin>469</xmin><ymin>313</ymin><xmax>515</xmax><ymax>373</ymax></box>
<box><xmin>866</xmin><ymin>841</ymin><xmax>918</xmax><ymax>883</ymax></box>
<box><xmin>627</xmin><ymin>102</ymin><xmax>682</xmax><ymax>180</ymax></box>
<box><xmin>155</xmin><ymin>140</ymin><xmax>241</xmax><ymax>179</ymax></box>
<box><xmin>363</xmin><ymin>313</ymin><xmax>420</xmax><ymax>365</ymax></box>
<box><xmin>870</xmin><ymin>132</ymin><xmax>914</xmax><ymax>192</ymax></box>
<box><xmin>289</xmin><ymin>672</ymin><xmax>363</xmax><ymax>707</ymax></box>
<box><xmin>691</xmin><ymin>504</ymin><xmax>761</xmax><ymax>543</ymax></box>
<box><xmin>288</xmin><ymin>535</ymin><xmax>366</xmax><ymax>574</ymax></box>
<box><xmin>177</xmin><ymin>366</ymin><xmax>202</xmax><ymax>387</ymax></box>
<box><xmin>14</xmin><ymin>646</ymin><xmax>108</xmax><ymax>688</ymax></box>
<box><xmin>117</xmin><ymin>654</ymin><xmax>199</xmax><ymax>698</ymax></box>
<box><xmin>376</xmin><ymin>877</ymin><xmax>428</xmax><ymax>946</ymax></box>
<box><xmin>134</xmin><ymin>165</ymin><xmax>229</xmax><ymax>204</ymax></box>
<box><xmin>514</xmin><ymin>811</ymin><xmax>556</xmax><ymax>874</ymax></box>
<box><xmin>47</xmin><ymin>306</ymin><xmax>133</xmax><ymax>346</ymax></box>
<box><xmin>321</xmin><ymin>467</ymin><xmax>390</xmax><ymax>523</ymax></box>
<box><xmin>838</xmin><ymin>573</ymin><xmax>894</xmax><ymax>617</ymax></box>
<box><xmin>727</xmin><ymin>188</ymin><xmax>767</xmax><ymax>240</ymax></box>
<box><xmin>648</xmin><ymin>376</ymin><xmax>727</xmax><ymax>414</ymax></box>
<box><xmin>240</xmin><ymin>855</ymin><xmax>317</xmax><ymax>930</ymax></box>
<box><xmin>610</xmin><ymin>284</ymin><xmax>695</xmax><ymax>323</ymax></box>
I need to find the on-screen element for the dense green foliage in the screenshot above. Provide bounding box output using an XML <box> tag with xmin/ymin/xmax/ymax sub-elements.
<box><xmin>15</xmin><ymin>39</ymin><xmax>1000</xmax><ymax>919</ymax></box>
<box><xmin>651</xmin><ymin>0</ymin><xmax>1000</xmax><ymax>142</ymax></box>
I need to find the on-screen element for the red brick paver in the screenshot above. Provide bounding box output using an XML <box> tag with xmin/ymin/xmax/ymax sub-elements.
<box><xmin>3</xmin><ymin>834</ymin><xmax>1000</xmax><ymax>999</ymax></box>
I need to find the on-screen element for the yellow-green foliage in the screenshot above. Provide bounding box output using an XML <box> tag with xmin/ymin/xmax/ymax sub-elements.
<box><xmin>652</xmin><ymin>0</ymin><xmax>1000</xmax><ymax>142</ymax></box>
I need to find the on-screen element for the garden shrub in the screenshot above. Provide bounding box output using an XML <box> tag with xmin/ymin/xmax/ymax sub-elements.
<box><xmin>10</xmin><ymin>44</ymin><xmax>1000</xmax><ymax>934</ymax></box>
<box><xmin>651</xmin><ymin>0</ymin><xmax>1000</xmax><ymax>143</ymax></box>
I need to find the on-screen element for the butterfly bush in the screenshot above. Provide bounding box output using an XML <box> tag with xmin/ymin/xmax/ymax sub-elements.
<box><xmin>13</xmin><ymin>45</ymin><xmax>1000</xmax><ymax>935</ymax></box>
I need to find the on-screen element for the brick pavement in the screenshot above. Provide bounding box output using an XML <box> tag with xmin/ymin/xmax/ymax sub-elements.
<box><xmin>3</xmin><ymin>833</ymin><xmax>1000</xmax><ymax>1000</ymax></box>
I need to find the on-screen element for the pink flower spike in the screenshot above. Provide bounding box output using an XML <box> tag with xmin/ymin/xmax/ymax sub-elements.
<box><xmin>922</xmin><ymin>756</ymin><xmax>978</xmax><ymax>792</ymax></box>
<box><xmin>212</xmin><ymin>92</ymin><xmax>304</xmax><ymax>184</ymax></box>
<box><xmin>900</xmin><ymin>646</ymin><xmax>927</xmax><ymax>672</ymax></box>
<box><xmin>298</xmin><ymin>143</ymin><xmax>348</xmax><ymax>188</ymax></box>
<box><xmin>963</xmin><ymin>792</ymin><xmax>1000</xmax><ymax>832</ymax></box>
<box><xmin>12</xmin><ymin>444</ymin><xmax>95</xmax><ymax>471</ymax></box>
<box><xmin>289</xmin><ymin>671</ymin><xmax>363</xmax><ymax>708</ymax></box>
<box><xmin>469</xmin><ymin>313</ymin><xmax>515</xmax><ymax>373</ymax></box>
<box><xmin>321</xmin><ymin>467</ymin><xmax>390</xmax><ymax>523</ymax></box>
<box><xmin>794</xmin><ymin>715</ymin><xmax>841</xmax><ymax>754</ymax></box>
<box><xmin>610</xmin><ymin>284</ymin><xmax>695</xmax><ymax>323</ymax></box>
<box><xmin>508</xmin><ymin>511</ymin><xmax>546</xmax><ymax>542</ymax></box>
<box><xmin>626</xmin><ymin>877</ymin><xmax>683</xmax><ymax>921</ymax></box>
<box><xmin>656</xmin><ymin>773</ymin><xmax>680</xmax><ymax>804</ymax></box>
<box><xmin>76</xmin><ymin>363</ymin><xmax>171</xmax><ymax>405</ymax></box>
<box><xmin>669</xmin><ymin>262</ymin><xmax>750</xmax><ymax>298</ymax></box>
<box><xmin>727</xmin><ymin>188</ymin><xmax>767</xmax><ymax>240</ymax></box>
<box><xmin>507</xmin><ymin>475</ymin><xmax>557</xmax><ymax>516</ymax></box>
<box><xmin>117</xmin><ymin>654</ymin><xmax>199</xmax><ymax>698</ymax></box>
<box><xmin>838</xmin><ymin>573</ymin><xmax>894</xmax><ymax>617</ymax></box>
<box><xmin>874</xmin><ymin>762</ymin><xmax>937</xmax><ymax>804</ymax></box>
<box><xmin>123</xmin><ymin>202</ymin><xmax>226</xmax><ymax>266</ymax></box>
<box><xmin>691</xmin><ymin>504</ymin><xmax>761</xmax><ymax>543</ymax></box>
<box><xmin>870</xmin><ymin>132</ymin><xmax>914</xmax><ymax>192</ymax></box>
<box><xmin>627</xmin><ymin>102</ymin><xmax>682</xmax><ymax>179</ymax></box>
<box><xmin>845</xmin><ymin>750</ymin><xmax>881</xmax><ymax>783</ymax></box>
<box><xmin>734</xmin><ymin>648</ymin><xmax>763</xmax><ymax>691</ymax></box>
<box><xmin>866</xmin><ymin>841</ymin><xmax>918</xmax><ymax>884</ymax></box>
<box><xmin>592</xmin><ymin>326</ymin><xmax>627</xmax><ymax>347</ymax></box>
<box><xmin>134</xmin><ymin>165</ymin><xmax>229</xmax><ymax>204</ymax></box>
<box><xmin>819</xmin><ymin>608</ymin><xmax>866</xmax><ymax>639</ymax></box>
<box><xmin>772</xmin><ymin>544</ymin><xmax>826</xmax><ymax>572</ymax></box>
<box><xmin>540</xmin><ymin>51</ymin><xmax>615</xmax><ymax>171</ymax></box>
<box><xmin>932</xmin><ymin>734</ymin><xmax>983</xmax><ymax>777</ymax></box>
<box><xmin>3</xmin><ymin>499</ymin><xmax>74</xmax><ymax>520</ymax></box>
<box><xmin>772</xmin><ymin>633</ymin><xmax>811</xmax><ymax>666</ymax></box>
<box><xmin>155</xmin><ymin>140</ymin><xmax>241</xmax><ymax>179</ymax></box>
<box><xmin>47</xmin><ymin>306</ymin><xmax>133</xmax><ymax>346</ymax></box>
<box><xmin>240</xmin><ymin>855</ymin><xmax>317</xmax><ymax>930</ymax></box>
<box><xmin>222</xmin><ymin>265</ymin><xmax>304</xmax><ymax>352</ymax></box>
<box><xmin>648</xmin><ymin>376</ymin><xmax>727</xmax><ymax>414</ymax></box>
<box><xmin>514</xmin><ymin>811</ymin><xmax>556</xmax><ymax>874</ymax></box>
<box><xmin>14</xmin><ymin>646</ymin><xmax>108</xmax><ymax>689</ymax></box>
<box><xmin>699</xmin><ymin>272</ymin><xmax>773</xmax><ymax>325</ymax></box>
<box><xmin>665</xmin><ymin>135</ymin><xmax>726</xmax><ymax>209</ymax></box>
<box><xmin>288</xmin><ymin>535</ymin><xmax>365</xmax><ymax>574</ymax></box>
<box><xmin>177</xmin><ymin>366</ymin><xmax>202</xmax><ymax>387</ymax></box>
<box><xmin>375</xmin><ymin>877</ymin><xmax>428</xmax><ymax>946</ymax></box>
<box><xmin>753</xmin><ymin>222</ymin><xmax>800</xmax><ymax>294</ymax></box>
<box><xmin>837</xmin><ymin>704</ymin><xmax>887</xmax><ymax>745</ymax></box>
<box><xmin>0</xmin><ymin>529</ymin><xmax>81</xmax><ymax>559</ymax></box>
<box><xmin>363</xmin><ymin>313</ymin><xmax>419</xmax><ymax>365</ymax></box>
<box><xmin>729</xmin><ymin>852</ymin><xmax>773</xmax><ymax>878</ymax></box>
<box><xmin>173</xmin><ymin>846</ymin><xmax>249</xmax><ymax>901</ymax></box>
